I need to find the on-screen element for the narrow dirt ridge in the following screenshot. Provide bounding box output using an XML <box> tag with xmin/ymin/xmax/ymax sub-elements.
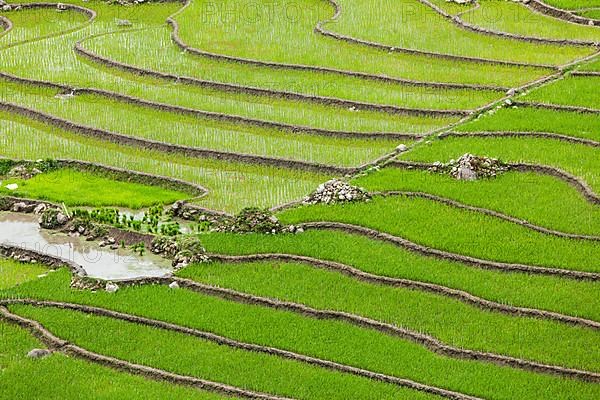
<box><xmin>296</xmin><ymin>222</ymin><xmax>600</xmax><ymax>281</ymax></box>
<box><xmin>372</xmin><ymin>191</ymin><xmax>600</xmax><ymax>241</ymax></box>
<box><xmin>512</xmin><ymin>101</ymin><xmax>600</xmax><ymax>114</ymax></box>
<box><xmin>526</xmin><ymin>0</ymin><xmax>600</xmax><ymax>27</ymax></box>
<box><xmin>417</xmin><ymin>0</ymin><xmax>600</xmax><ymax>46</ymax></box>
<box><xmin>207</xmin><ymin>253</ymin><xmax>600</xmax><ymax>329</ymax></box>
<box><xmin>0</xmin><ymin>71</ymin><xmax>423</xmax><ymax>140</ymax></box>
<box><xmin>0</xmin><ymin>306</ymin><xmax>298</xmax><ymax>400</ymax></box>
<box><xmin>315</xmin><ymin>0</ymin><xmax>558</xmax><ymax>69</ymax></box>
<box><xmin>0</xmin><ymin>101</ymin><xmax>357</xmax><ymax>175</ymax></box>
<box><xmin>153</xmin><ymin>277</ymin><xmax>600</xmax><ymax>382</ymax></box>
<box><xmin>0</xmin><ymin>299</ymin><xmax>483</xmax><ymax>400</ymax></box>
<box><xmin>0</xmin><ymin>15</ymin><xmax>13</xmax><ymax>35</ymax></box>
<box><xmin>441</xmin><ymin>131</ymin><xmax>600</xmax><ymax>147</ymax></box>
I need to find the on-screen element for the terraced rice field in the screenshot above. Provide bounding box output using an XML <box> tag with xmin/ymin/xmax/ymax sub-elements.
<box><xmin>0</xmin><ymin>0</ymin><xmax>599</xmax><ymax>399</ymax></box>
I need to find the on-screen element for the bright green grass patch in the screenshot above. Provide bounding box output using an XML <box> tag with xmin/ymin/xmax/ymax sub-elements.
<box><xmin>0</xmin><ymin>258</ymin><xmax>46</xmax><ymax>289</ymax></box>
<box><xmin>277</xmin><ymin>196</ymin><xmax>600</xmax><ymax>272</ymax></box>
<box><xmin>0</xmin><ymin>113</ymin><xmax>328</xmax><ymax>212</ymax></box>
<box><xmin>328</xmin><ymin>0</ymin><xmax>593</xmax><ymax>65</ymax></box>
<box><xmin>9</xmin><ymin>304</ymin><xmax>435</xmax><ymax>400</ymax></box>
<box><xmin>457</xmin><ymin>106</ymin><xmax>600</xmax><ymax>141</ymax></box>
<box><xmin>401</xmin><ymin>136</ymin><xmax>600</xmax><ymax>192</ymax></box>
<box><xmin>520</xmin><ymin>75</ymin><xmax>600</xmax><ymax>109</ymax></box>
<box><xmin>0</xmin><ymin>321</ymin><xmax>230</xmax><ymax>400</ymax></box>
<box><xmin>0</xmin><ymin>168</ymin><xmax>189</xmax><ymax>208</ymax></box>
<box><xmin>461</xmin><ymin>1</ymin><xmax>600</xmax><ymax>42</ymax></box>
<box><xmin>201</xmin><ymin>230</ymin><xmax>600</xmax><ymax>321</ymax></box>
<box><xmin>578</xmin><ymin>9</ymin><xmax>600</xmax><ymax>19</ymax></box>
<box><xmin>0</xmin><ymin>7</ymin><xmax>89</xmax><ymax>48</ymax></box>
<box><xmin>179</xmin><ymin>260</ymin><xmax>600</xmax><ymax>372</ymax></box>
<box><xmin>0</xmin><ymin>82</ymin><xmax>402</xmax><ymax>167</ymax></box>
<box><xmin>4</xmin><ymin>272</ymin><xmax>599</xmax><ymax>400</ymax></box>
<box><xmin>352</xmin><ymin>167</ymin><xmax>600</xmax><ymax>236</ymax></box>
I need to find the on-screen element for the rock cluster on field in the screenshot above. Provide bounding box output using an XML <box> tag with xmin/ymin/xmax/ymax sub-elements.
<box><xmin>39</xmin><ymin>208</ymin><xmax>70</xmax><ymax>229</ymax></box>
<box><xmin>7</xmin><ymin>252</ymin><xmax>39</xmax><ymax>264</ymax></box>
<box><xmin>151</xmin><ymin>235</ymin><xmax>208</xmax><ymax>269</ymax></box>
<box><xmin>27</xmin><ymin>349</ymin><xmax>51</xmax><ymax>359</ymax></box>
<box><xmin>169</xmin><ymin>201</ymin><xmax>230</xmax><ymax>226</ymax></box>
<box><xmin>303</xmin><ymin>179</ymin><xmax>370</xmax><ymax>205</ymax></box>
<box><xmin>6</xmin><ymin>164</ymin><xmax>43</xmax><ymax>180</ymax></box>
<box><xmin>216</xmin><ymin>207</ymin><xmax>285</xmax><ymax>234</ymax></box>
<box><xmin>70</xmin><ymin>276</ymin><xmax>104</xmax><ymax>291</ymax></box>
<box><xmin>428</xmin><ymin>153</ymin><xmax>508</xmax><ymax>181</ymax></box>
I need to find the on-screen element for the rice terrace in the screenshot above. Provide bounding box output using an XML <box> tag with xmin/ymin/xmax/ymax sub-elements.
<box><xmin>0</xmin><ymin>0</ymin><xmax>599</xmax><ymax>397</ymax></box>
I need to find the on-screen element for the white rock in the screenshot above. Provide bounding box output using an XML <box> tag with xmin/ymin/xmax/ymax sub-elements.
<box><xmin>105</xmin><ymin>282</ymin><xmax>119</xmax><ymax>293</ymax></box>
<box><xmin>27</xmin><ymin>349</ymin><xmax>51</xmax><ymax>359</ymax></box>
<box><xmin>5</xmin><ymin>183</ymin><xmax>18</xmax><ymax>191</ymax></box>
<box><xmin>169</xmin><ymin>281</ymin><xmax>180</xmax><ymax>289</ymax></box>
<box><xmin>395</xmin><ymin>144</ymin><xmax>407</xmax><ymax>152</ymax></box>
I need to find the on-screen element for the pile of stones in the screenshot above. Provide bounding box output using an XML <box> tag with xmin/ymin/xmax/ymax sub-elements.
<box><xmin>151</xmin><ymin>235</ymin><xmax>209</xmax><ymax>269</ymax></box>
<box><xmin>212</xmin><ymin>207</ymin><xmax>284</xmax><ymax>234</ymax></box>
<box><xmin>170</xmin><ymin>201</ymin><xmax>231</xmax><ymax>226</ymax></box>
<box><xmin>428</xmin><ymin>153</ymin><xmax>508</xmax><ymax>181</ymax></box>
<box><xmin>39</xmin><ymin>208</ymin><xmax>70</xmax><ymax>229</ymax></box>
<box><xmin>303</xmin><ymin>179</ymin><xmax>370</xmax><ymax>205</ymax></box>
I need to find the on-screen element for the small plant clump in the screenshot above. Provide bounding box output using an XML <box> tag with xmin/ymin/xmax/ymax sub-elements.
<box><xmin>428</xmin><ymin>153</ymin><xmax>508</xmax><ymax>181</ymax></box>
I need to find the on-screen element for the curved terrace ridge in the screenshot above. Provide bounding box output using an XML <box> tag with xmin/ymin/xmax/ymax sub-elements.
<box><xmin>387</xmin><ymin>160</ymin><xmax>600</xmax><ymax>206</ymax></box>
<box><xmin>0</xmin><ymin>71</ymin><xmax>424</xmax><ymax>140</ymax></box>
<box><xmin>315</xmin><ymin>0</ymin><xmax>563</xmax><ymax>68</ymax></box>
<box><xmin>526</xmin><ymin>0</ymin><xmax>600</xmax><ymax>27</ymax></box>
<box><xmin>0</xmin><ymin>3</ymin><xmax>96</xmax><ymax>51</ymax></box>
<box><xmin>296</xmin><ymin>222</ymin><xmax>600</xmax><ymax>281</ymax></box>
<box><xmin>0</xmin><ymin>306</ymin><xmax>299</xmax><ymax>400</ymax></box>
<box><xmin>0</xmin><ymin>101</ymin><xmax>359</xmax><ymax>175</ymax></box>
<box><xmin>207</xmin><ymin>253</ymin><xmax>600</xmax><ymax>329</ymax></box>
<box><xmin>0</xmin><ymin>300</ymin><xmax>484</xmax><ymax>400</ymax></box>
<box><xmin>440</xmin><ymin>131</ymin><xmax>600</xmax><ymax>147</ymax></box>
<box><xmin>416</xmin><ymin>0</ymin><xmax>600</xmax><ymax>47</ymax></box>
<box><xmin>167</xmin><ymin>0</ymin><xmax>553</xmax><ymax>87</ymax></box>
<box><xmin>150</xmin><ymin>276</ymin><xmax>600</xmax><ymax>381</ymax></box>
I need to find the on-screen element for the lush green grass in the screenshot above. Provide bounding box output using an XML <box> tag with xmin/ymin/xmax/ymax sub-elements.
<box><xmin>0</xmin><ymin>81</ymin><xmax>403</xmax><ymax>167</ymax></box>
<box><xmin>0</xmin><ymin>259</ymin><xmax>46</xmax><ymax>289</ymax></box>
<box><xmin>457</xmin><ymin>106</ymin><xmax>600</xmax><ymax>141</ymax></box>
<box><xmin>401</xmin><ymin>136</ymin><xmax>600</xmax><ymax>192</ymax></box>
<box><xmin>578</xmin><ymin>9</ymin><xmax>600</xmax><ymax>19</ymax></box>
<box><xmin>460</xmin><ymin>1</ymin><xmax>600</xmax><ymax>42</ymax></box>
<box><xmin>277</xmin><ymin>196</ymin><xmax>600</xmax><ymax>272</ymax></box>
<box><xmin>0</xmin><ymin>168</ymin><xmax>190</xmax><ymax>208</ymax></box>
<box><xmin>4</xmin><ymin>271</ymin><xmax>599</xmax><ymax>400</ymax></box>
<box><xmin>9</xmin><ymin>304</ymin><xmax>436</xmax><ymax>400</ymax></box>
<box><xmin>520</xmin><ymin>75</ymin><xmax>600</xmax><ymax>109</ymax></box>
<box><xmin>179</xmin><ymin>260</ymin><xmax>600</xmax><ymax>372</ymax></box>
<box><xmin>0</xmin><ymin>320</ymin><xmax>230</xmax><ymax>400</ymax></box>
<box><xmin>352</xmin><ymin>167</ymin><xmax>600</xmax><ymax>236</ymax></box>
<box><xmin>201</xmin><ymin>230</ymin><xmax>600</xmax><ymax>321</ymax></box>
<box><xmin>329</xmin><ymin>0</ymin><xmax>594</xmax><ymax>64</ymax></box>
<box><xmin>0</xmin><ymin>113</ymin><xmax>329</xmax><ymax>212</ymax></box>
<box><xmin>543</xmin><ymin>0</ymin><xmax>600</xmax><ymax>9</ymax></box>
